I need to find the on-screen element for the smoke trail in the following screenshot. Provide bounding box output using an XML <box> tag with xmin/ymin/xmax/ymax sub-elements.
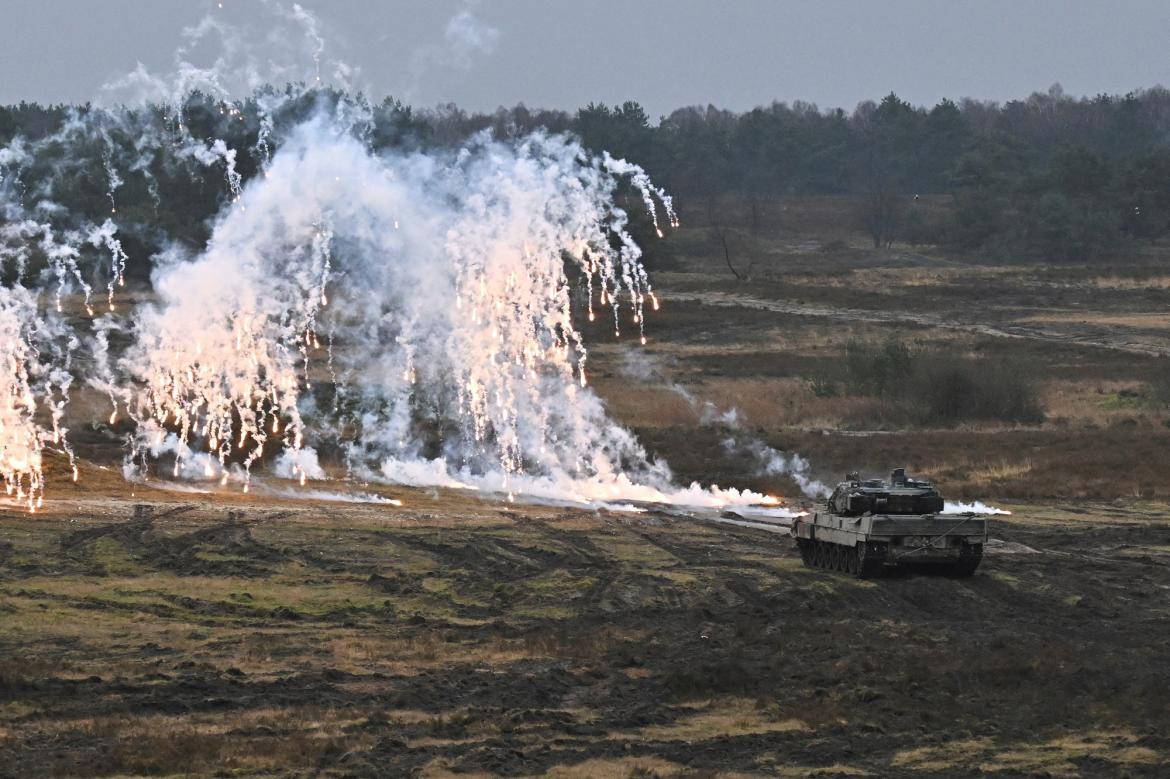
<box><xmin>728</xmin><ymin>438</ymin><xmax>831</xmax><ymax>499</ymax></box>
<box><xmin>615</xmin><ymin>345</ymin><xmax>828</xmax><ymax>500</ymax></box>
<box><xmin>943</xmin><ymin>501</ymin><xmax>1012</xmax><ymax>516</ymax></box>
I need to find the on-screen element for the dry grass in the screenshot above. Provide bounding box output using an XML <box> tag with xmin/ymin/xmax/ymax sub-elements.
<box><xmin>1021</xmin><ymin>311</ymin><xmax>1170</xmax><ymax>330</ymax></box>
<box><xmin>5</xmin><ymin>705</ymin><xmax>373</xmax><ymax>776</ymax></box>
<box><xmin>542</xmin><ymin>756</ymin><xmax>694</xmax><ymax>778</ymax></box>
<box><xmin>777</xmin><ymin>264</ymin><xmax>1027</xmax><ymax>292</ymax></box>
<box><xmin>12</xmin><ymin>571</ymin><xmax>387</xmax><ymax>617</ymax></box>
<box><xmin>891</xmin><ymin>739</ymin><xmax>996</xmax><ymax>772</ymax></box>
<box><xmin>633</xmin><ymin>698</ymin><xmax>809</xmax><ymax>743</ymax></box>
<box><xmin>595</xmin><ymin>375</ymin><xmax>886</xmax><ymax>431</ymax></box>
<box><xmin>1094</xmin><ymin>274</ymin><xmax>1170</xmax><ymax>290</ymax></box>
<box><xmin>3</xmin><ymin>490</ymin><xmax>1170</xmax><ymax>775</ymax></box>
<box><xmin>916</xmin><ymin>457</ymin><xmax>1034</xmax><ymax>486</ymax></box>
<box><xmin>893</xmin><ymin>730</ymin><xmax>1158</xmax><ymax>774</ymax></box>
<box><xmin>104</xmin><ymin>715</ymin><xmax>369</xmax><ymax>776</ymax></box>
<box><xmin>701</xmin><ymin>378</ymin><xmax>882</xmax><ymax>430</ymax></box>
<box><xmin>588</xmin><ymin>382</ymin><xmax>699</xmax><ymax>427</ymax></box>
<box><xmin>1043</xmin><ymin>379</ymin><xmax>1167</xmax><ymax>428</ymax></box>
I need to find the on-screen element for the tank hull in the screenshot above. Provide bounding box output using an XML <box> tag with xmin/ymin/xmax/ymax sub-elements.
<box><xmin>793</xmin><ymin>512</ymin><xmax>987</xmax><ymax>578</ymax></box>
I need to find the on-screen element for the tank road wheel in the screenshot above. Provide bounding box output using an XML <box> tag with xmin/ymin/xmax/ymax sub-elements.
<box><xmin>815</xmin><ymin>541</ymin><xmax>827</xmax><ymax>569</ymax></box>
<box><xmin>797</xmin><ymin>539</ymin><xmax>813</xmax><ymax>567</ymax></box>
<box><xmin>828</xmin><ymin>544</ymin><xmax>841</xmax><ymax>571</ymax></box>
<box><xmin>948</xmin><ymin>543</ymin><xmax>983</xmax><ymax>578</ymax></box>
<box><xmin>847</xmin><ymin>544</ymin><xmax>861</xmax><ymax>576</ymax></box>
<box><xmin>856</xmin><ymin>542</ymin><xmax>887</xmax><ymax>579</ymax></box>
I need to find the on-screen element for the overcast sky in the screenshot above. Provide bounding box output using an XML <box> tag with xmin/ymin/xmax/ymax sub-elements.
<box><xmin>3</xmin><ymin>0</ymin><xmax>1170</xmax><ymax>119</ymax></box>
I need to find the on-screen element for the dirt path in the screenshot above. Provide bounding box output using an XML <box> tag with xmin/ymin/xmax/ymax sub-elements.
<box><xmin>666</xmin><ymin>290</ymin><xmax>1170</xmax><ymax>356</ymax></box>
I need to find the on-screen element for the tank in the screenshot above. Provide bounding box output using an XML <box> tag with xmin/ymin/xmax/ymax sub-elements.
<box><xmin>792</xmin><ymin>468</ymin><xmax>987</xmax><ymax>578</ymax></box>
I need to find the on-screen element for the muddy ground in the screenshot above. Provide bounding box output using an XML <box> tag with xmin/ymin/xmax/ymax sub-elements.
<box><xmin>2</xmin><ymin>493</ymin><xmax>1169</xmax><ymax>777</ymax></box>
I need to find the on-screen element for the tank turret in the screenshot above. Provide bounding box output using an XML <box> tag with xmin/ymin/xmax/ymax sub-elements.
<box><xmin>827</xmin><ymin>469</ymin><xmax>945</xmax><ymax>517</ymax></box>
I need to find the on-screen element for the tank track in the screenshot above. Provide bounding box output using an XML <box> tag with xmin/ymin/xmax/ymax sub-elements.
<box><xmin>948</xmin><ymin>543</ymin><xmax>983</xmax><ymax>578</ymax></box>
<box><xmin>796</xmin><ymin>538</ymin><xmax>983</xmax><ymax>578</ymax></box>
<box><xmin>796</xmin><ymin>538</ymin><xmax>887</xmax><ymax>579</ymax></box>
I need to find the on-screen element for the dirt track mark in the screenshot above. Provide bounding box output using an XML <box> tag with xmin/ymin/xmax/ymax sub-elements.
<box><xmin>612</xmin><ymin>516</ymin><xmax>791</xmax><ymax>611</ymax></box>
<box><xmin>512</xmin><ymin>514</ymin><xmax>616</xmax><ymax>606</ymax></box>
<box><xmin>56</xmin><ymin>510</ymin><xmax>288</xmax><ymax>577</ymax></box>
<box><xmin>668</xmin><ymin>290</ymin><xmax>1170</xmax><ymax>356</ymax></box>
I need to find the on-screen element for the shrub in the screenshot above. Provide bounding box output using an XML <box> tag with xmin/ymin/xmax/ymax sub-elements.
<box><xmin>806</xmin><ymin>376</ymin><xmax>839</xmax><ymax>398</ymax></box>
<box><xmin>910</xmin><ymin>357</ymin><xmax>1044</xmax><ymax>425</ymax></box>
<box><xmin>1148</xmin><ymin>358</ymin><xmax>1170</xmax><ymax>407</ymax></box>
<box><xmin>817</xmin><ymin>339</ymin><xmax>1044</xmax><ymax>427</ymax></box>
<box><xmin>844</xmin><ymin>338</ymin><xmax>915</xmax><ymax>397</ymax></box>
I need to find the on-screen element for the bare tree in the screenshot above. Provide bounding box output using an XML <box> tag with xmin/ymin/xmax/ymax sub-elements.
<box><xmin>859</xmin><ymin>190</ymin><xmax>905</xmax><ymax>249</ymax></box>
<box><xmin>712</xmin><ymin>225</ymin><xmax>755</xmax><ymax>280</ymax></box>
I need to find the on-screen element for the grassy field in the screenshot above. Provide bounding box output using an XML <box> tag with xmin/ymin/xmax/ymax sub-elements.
<box><xmin>2</xmin><ymin>493</ymin><xmax>1169</xmax><ymax>777</ymax></box>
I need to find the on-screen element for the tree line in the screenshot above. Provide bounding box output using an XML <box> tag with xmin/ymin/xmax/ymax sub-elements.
<box><xmin>4</xmin><ymin>83</ymin><xmax>1170</xmax><ymax>271</ymax></box>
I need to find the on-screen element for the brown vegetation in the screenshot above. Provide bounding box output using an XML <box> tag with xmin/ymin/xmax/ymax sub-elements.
<box><xmin>581</xmin><ymin>195</ymin><xmax>1170</xmax><ymax>502</ymax></box>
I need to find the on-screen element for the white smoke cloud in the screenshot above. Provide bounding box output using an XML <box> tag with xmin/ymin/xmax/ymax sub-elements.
<box><xmin>114</xmin><ymin>109</ymin><xmax>694</xmax><ymax>503</ymax></box>
<box><xmin>110</xmin><ymin>104</ymin><xmax>791</xmax><ymax>513</ymax></box>
<box><xmin>126</xmin><ymin>427</ymin><xmax>243</xmax><ymax>484</ymax></box>
<box><xmin>0</xmin><ymin>2</ymin><xmax>349</xmax><ymax>510</ymax></box>
<box><xmin>444</xmin><ymin>5</ymin><xmax>500</xmax><ymax>68</ymax></box>
<box><xmin>408</xmin><ymin>1</ymin><xmax>500</xmax><ymax>99</ymax></box>
<box><xmin>101</xmin><ymin>2</ymin><xmax>354</xmax><ymax>108</ymax></box>
<box><xmin>616</xmin><ymin>347</ymin><xmax>670</xmax><ymax>383</ymax></box>
<box><xmin>380</xmin><ymin>458</ymin><xmax>477</xmax><ymax>490</ymax></box>
<box><xmin>256</xmin><ymin>484</ymin><xmax>402</xmax><ymax>505</ymax></box>
<box><xmin>0</xmin><ymin>1</ymin><xmax>785</xmax><ymax>516</ymax></box>
<box><xmin>274</xmin><ymin>447</ymin><xmax>327</xmax><ymax>481</ymax></box>
<box><xmin>943</xmin><ymin>501</ymin><xmax>1012</xmax><ymax>515</ymax></box>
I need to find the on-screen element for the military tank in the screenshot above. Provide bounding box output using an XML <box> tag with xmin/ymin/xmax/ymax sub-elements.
<box><xmin>792</xmin><ymin>468</ymin><xmax>986</xmax><ymax>578</ymax></box>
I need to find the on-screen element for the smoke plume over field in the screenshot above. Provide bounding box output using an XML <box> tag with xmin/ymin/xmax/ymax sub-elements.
<box><xmin>0</xmin><ymin>2</ymin><xmax>802</xmax><ymax>514</ymax></box>
<box><xmin>120</xmin><ymin>115</ymin><xmax>696</xmax><ymax>504</ymax></box>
